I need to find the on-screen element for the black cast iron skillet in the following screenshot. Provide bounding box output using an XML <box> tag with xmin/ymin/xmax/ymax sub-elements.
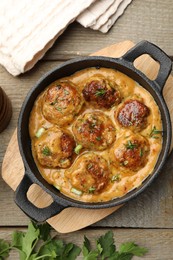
<box><xmin>16</xmin><ymin>41</ymin><xmax>172</xmax><ymax>222</ymax></box>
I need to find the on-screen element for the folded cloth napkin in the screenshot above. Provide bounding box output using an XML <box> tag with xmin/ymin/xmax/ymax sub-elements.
<box><xmin>90</xmin><ymin>0</ymin><xmax>124</xmax><ymax>30</ymax></box>
<box><xmin>99</xmin><ymin>0</ymin><xmax>133</xmax><ymax>33</ymax></box>
<box><xmin>0</xmin><ymin>0</ymin><xmax>96</xmax><ymax>76</ymax></box>
<box><xmin>77</xmin><ymin>0</ymin><xmax>115</xmax><ymax>28</ymax></box>
<box><xmin>78</xmin><ymin>0</ymin><xmax>132</xmax><ymax>33</ymax></box>
<box><xmin>0</xmin><ymin>0</ymin><xmax>132</xmax><ymax>76</ymax></box>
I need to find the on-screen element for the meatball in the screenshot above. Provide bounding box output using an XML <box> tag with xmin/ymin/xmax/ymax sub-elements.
<box><xmin>72</xmin><ymin>111</ymin><xmax>116</xmax><ymax>151</ymax></box>
<box><xmin>111</xmin><ymin>133</ymin><xmax>150</xmax><ymax>171</ymax></box>
<box><xmin>116</xmin><ymin>99</ymin><xmax>150</xmax><ymax>131</ymax></box>
<box><xmin>42</xmin><ymin>80</ymin><xmax>83</xmax><ymax>126</ymax></box>
<box><xmin>65</xmin><ymin>153</ymin><xmax>110</xmax><ymax>194</ymax></box>
<box><xmin>82</xmin><ymin>76</ymin><xmax>121</xmax><ymax>108</ymax></box>
<box><xmin>34</xmin><ymin>126</ymin><xmax>75</xmax><ymax>168</ymax></box>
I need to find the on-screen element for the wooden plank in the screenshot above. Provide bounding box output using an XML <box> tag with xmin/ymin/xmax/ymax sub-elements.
<box><xmin>43</xmin><ymin>0</ymin><xmax>173</xmax><ymax>60</ymax></box>
<box><xmin>0</xmin><ymin>227</ymin><xmax>173</xmax><ymax>259</ymax></box>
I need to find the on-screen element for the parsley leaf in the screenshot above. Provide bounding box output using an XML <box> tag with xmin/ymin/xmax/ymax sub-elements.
<box><xmin>119</xmin><ymin>242</ymin><xmax>148</xmax><ymax>256</ymax></box>
<box><xmin>42</xmin><ymin>146</ymin><xmax>51</xmax><ymax>156</ymax></box>
<box><xmin>11</xmin><ymin>222</ymin><xmax>81</xmax><ymax>260</ymax></box>
<box><xmin>97</xmin><ymin>231</ymin><xmax>116</xmax><ymax>259</ymax></box>
<box><xmin>12</xmin><ymin>222</ymin><xmax>40</xmax><ymax>259</ymax></box>
<box><xmin>0</xmin><ymin>239</ymin><xmax>11</xmax><ymax>259</ymax></box>
<box><xmin>95</xmin><ymin>89</ymin><xmax>106</xmax><ymax>97</ymax></box>
<box><xmin>82</xmin><ymin>235</ymin><xmax>99</xmax><ymax>260</ymax></box>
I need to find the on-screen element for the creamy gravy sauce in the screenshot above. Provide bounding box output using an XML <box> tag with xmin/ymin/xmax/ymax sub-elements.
<box><xmin>29</xmin><ymin>67</ymin><xmax>162</xmax><ymax>202</ymax></box>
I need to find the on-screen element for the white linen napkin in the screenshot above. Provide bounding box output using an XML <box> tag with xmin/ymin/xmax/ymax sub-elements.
<box><xmin>99</xmin><ymin>0</ymin><xmax>133</xmax><ymax>33</ymax></box>
<box><xmin>77</xmin><ymin>0</ymin><xmax>115</xmax><ymax>28</ymax></box>
<box><xmin>0</xmin><ymin>0</ymin><xmax>96</xmax><ymax>76</ymax></box>
<box><xmin>78</xmin><ymin>0</ymin><xmax>132</xmax><ymax>33</ymax></box>
<box><xmin>0</xmin><ymin>0</ymin><xmax>132</xmax><ymax>76</ymax></box>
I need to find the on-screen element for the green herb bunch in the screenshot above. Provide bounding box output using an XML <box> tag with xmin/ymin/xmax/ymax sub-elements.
<box><xmin>0</xmin><ymin>222</ymin><xmax>148</xmax><ymax>260</ymax></box>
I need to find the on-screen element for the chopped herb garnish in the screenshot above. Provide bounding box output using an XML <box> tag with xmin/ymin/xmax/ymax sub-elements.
<box><xmin>74</xmin><ymin>144</ymin><xmax>83</xmax><ymax>154</ymax></box>
<box><xmin>96</xmin><ymin>136</ymin><xmax>101</xmax><ymax>141</ymax></box>
<box><xmin>35</xmin><ymin>127</ymin><xmax>45</xmax><ymax>138</ymax></box>
<box><xmin>87</xmin><ymin>163</ymin><xmax>93</xmax><ymax>170</ymax></box>
<box><xmin>95</xmin><ymin>89</ymin><xmax>106</xmax><ymax>97</ymax></box>
<box><xmin>123</xmin><ymin>160</ymin><xmax>129</xmax><ymax>166</ymax></box>
<box><xmin>56</xmin><ymin>84</ymin><xmax>61</xmax><ymax>89</ymax></box>
<box><xmin>53</xmin><ymin>184</ymin><xmax>61</xmax><ymax>190</ymax></box>
<box><xmin>88</xmin><ymin>187</ymin><xmax>96</xmax><ymax>193</ymax></box>
<box><xmin>71</xmin><ymin>187</ymin><xmax>83</xmax><ymax>196</ymax></box>
<box><xmin>42</xmin><ymin>146</ymin><xmax>51</xmax><ymax>156</ymax></box>
<box><xmin>90</xmin><ymin>122</ymin><xmax>96</xmax><ymax>128</ymax></box>
<box><xmin>125</xmin><ymin>140</ymin><xmax>137</xmax><ymax>150</ymax></box>
<box><xmin>64</xmin><ymin>89</ymin><xmax>69</xmax><ymax>95</ymax></box>
<box><xmin>56</xmin><ymin>107</ymin><xmax>62</xmax><ymax>112</ymax></box>
<box><xmin>140</xmin><ymin>148</ymin><xmax>143</xmax><ymax>157</ymax></box>
<box><xmin>50</xmin><ymin>99</ymin><xmax>57</xmax><ymax>105</ymax></box>
<box><xmin>152</xmin><ymin>136</ymin><xmax>160</xmax><ymax>139</ymax></box>
<box><xmin>150</xmin><ymin>126</ymin><xmax>162</xmax><ymax>138</ymax></box>
<box><xmin>111</xmin><ymin>174</ymin><xmax>121</xmax><ymax>182</ymax></box>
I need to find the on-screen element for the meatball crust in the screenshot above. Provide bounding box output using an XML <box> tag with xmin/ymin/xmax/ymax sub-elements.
<box><xmin>42</xmin><ymin>80</ymin><xmax>83</xmax><ymax>126</ymax></box>
<box><xmin>72</xmin><ymin>111</ymin><xmax>116</xmax><ymax>151</ymax></box>
<box><xmin>65</xmin><ymin>153</ymin><xmax>110</xmax><ymax>194</ymax></box>
<box><xmin>111</xmin><ymin>133</ymin><xmax>150</xmax><ymax>171</ymax></box>
<box><xmin>116</xmin><ymin>99</ymin><xmax>150</xmax><ymax>131</ymax></box>
<box><xmin>34</xmin><ymin>126</ymin><xmax>75</xmax><ymax>168</ymax></box>
<box><xmin>82</xmin><ymin>76</ymin><xmax>121</xmax><ymax>108</ymax></box>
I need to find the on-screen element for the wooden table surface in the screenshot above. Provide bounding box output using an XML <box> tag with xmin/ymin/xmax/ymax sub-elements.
<box><xmin>0</xmin><ymin>0</ymin><xmax>173</xmax><ymax>259</ymax></box>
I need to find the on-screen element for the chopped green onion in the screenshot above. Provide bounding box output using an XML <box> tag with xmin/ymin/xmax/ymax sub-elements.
<box><xmin>56</xmin><ymin>107</ymin><xmax>62</xmax><ymax>112</ymax></box>
<box><xmin>123</xmin><ymin>160</ymin><xmax>129</xmax><ymax>166</ymax></box>
<box><xmin>88</xmin><ymin>187</ymin><xmax>96</xmax><ymax>193</ymax></box>
<box><xmin>74</xmin><ymin>144</ymin><xmax>83</xmax><ymax>155</ymax></box>
<box><xmin>150</xmin><ymin>126</ymin><xmax>162</xmax><ymax>138</ymax></box>
<box><xmin>53</xmin><ymin>184</ymin><xmax>61</xmax><ymax>190</ymax></box>
<box><xmin>64</xmin><ymin>89</ymin><xmax>69</xmax><ymax>95</ymax></box>
<box><xmin>125</xmin><ymin>140</ymin><xmax>137</xmax><ymax>150</ymax></box>
<box><xmin>35</xmin><ymin>127</ymin><xmax>45</xmax><ymax>138</ymax></box>
<box><xmin>71</xmin><ymin>187</ymin><xmax>83</xmax><ymax>196</ymax></box>
<box><xmin>111</xmin><ymin>174</ymin><xmax>121</xmax><ymax>182</ymax></box>
<box><xmin>87</xmin><ymin>163</ymin><xmax>93</xmax><ymax>170</ymax></box>
<box><xmin>96</xmin><ymin>136</ymin><xmax>101</xmax><ymax>141</ymax></box>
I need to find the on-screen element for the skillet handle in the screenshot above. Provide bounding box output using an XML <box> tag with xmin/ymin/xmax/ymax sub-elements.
<box><xmin>122</xmin><ymin>40</ymin><xmax>172</xmax><ymax>92</ymax></box>
<box><xmin>15</xmin><ymin>173</ymin><xmax>66</xmax><ymax>222</ymax></box>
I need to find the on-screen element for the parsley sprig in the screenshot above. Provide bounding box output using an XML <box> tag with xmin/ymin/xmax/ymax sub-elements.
<box><xmin>83</xmin><ymin>230</ymin><xmax>148</xmax><ymax>260</ymax></box>
<box><xmin>0</xmin><ymin>222</ymin><xmax>148</xmax><ymax>260</ymax></box>
<box><xmin>95</xmin><ymin>89</ymin><xmax>106</xmax><ymax>97</ymax></box>
<box><xmin>42</xmin><ymin>146</ymin><xmax>51</xmax><ymax>156</ymax></box>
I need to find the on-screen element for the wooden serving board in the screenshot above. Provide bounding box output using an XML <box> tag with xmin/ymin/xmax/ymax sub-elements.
<box><xmin>2</xmin><ymin>41</ymin><xmax>173</xmax><ymax>233</ymax></box>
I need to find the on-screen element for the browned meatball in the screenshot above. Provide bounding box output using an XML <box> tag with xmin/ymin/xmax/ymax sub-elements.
<box><xmin>65</xmin><ymin>153</ymin><xmax>110</xmax><ymax>194</ymax></box>
<box><xmin>111</xmin><ymin>133</ymin><xmax>150</xmax><ymax>171</ymax></box>
<box><xmin>116</xmin><ymin>99</ymin><xmax>150</xmax><ymax>131</ymax></box>
<box><xmin>34</xmin><ymin>126</ymin><xmax>75</xmax><ymax>168</ymax></box>
<box><xmin>42</xmin><ymin>80</ymin><xmax>83</xmax><ymax>126</ymax></box>
<box><xmin>72</xmin><ymin>112</ymin><xmax>116</xmax><ymax>151</ymax></box>
<box><xmin>82</xmin><ymin>76</ymin><xmax>121</xmax><ymax>108</ymax></box>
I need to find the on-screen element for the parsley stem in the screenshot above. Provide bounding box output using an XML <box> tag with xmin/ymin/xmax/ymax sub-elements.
<box><xmin>25</xmin><ymin>238</ymin><xmax>39</xmax><ymax>260</ymax></box>
<box><xmin>0</xmin><ymin>246</ymin><xmax>12</xmax><ymax>255</ymax></box>
<box><xmin>34</xmin><ymin>254</ymin><xmax>53</xmax><ymax>260</ymax></box>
